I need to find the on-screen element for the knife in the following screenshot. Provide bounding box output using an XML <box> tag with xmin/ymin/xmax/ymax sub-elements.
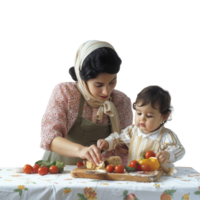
<box><xmin>85</xmin><ymin>170</ymin><xmax>107</xmax><ymax>174</ymax></box>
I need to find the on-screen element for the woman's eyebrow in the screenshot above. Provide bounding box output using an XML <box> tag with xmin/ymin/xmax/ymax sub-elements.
<box><xmin>94</xmin><ymin>76</ymin><xmax>117</xmax><ymax>84</ymax></box>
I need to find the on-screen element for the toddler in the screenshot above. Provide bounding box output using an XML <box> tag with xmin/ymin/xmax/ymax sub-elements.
<box><xmin>97</xmin><ymin>86</ymin><xmax>185</xmax><ymax>165</ymax></box>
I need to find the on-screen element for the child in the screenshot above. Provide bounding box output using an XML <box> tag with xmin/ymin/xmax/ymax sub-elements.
<box><xmin>97</xmin><ymin>86</ymin><xmax>185</xmax><ymax>166</ymax></box>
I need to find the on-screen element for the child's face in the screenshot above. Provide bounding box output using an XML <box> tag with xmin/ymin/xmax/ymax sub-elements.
<box><xmin>134</xmin><ymin>102</ymin><xmax>168</xmax><ymax>134</ymax></box>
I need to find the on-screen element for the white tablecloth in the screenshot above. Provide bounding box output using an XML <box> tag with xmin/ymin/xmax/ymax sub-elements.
<box><xmin>0</xmin><ymin>166</ymin><xmax>200</xmax><ymax>200</ymax></box>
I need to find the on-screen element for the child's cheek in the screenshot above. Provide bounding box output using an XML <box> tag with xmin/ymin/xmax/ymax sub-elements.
<box><xmin>135</xmin><ymin>117</ymin><xmax>139</xmax><ymax>127</ymax></box>
<box><xmin>147</xmin><ymin>121</ymin><xmax>155</xmax><ymax>131</ymax></box>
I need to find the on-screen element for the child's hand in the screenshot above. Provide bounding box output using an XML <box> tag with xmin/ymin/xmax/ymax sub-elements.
<box><xmin>97</xmin><ymin>139</ymin><xmax>109</xmax><ymax>150</ymax></box>
<box><xmin>156</xmin><ymin>151</ymin><xmax>170</xmax><ymax>163</ymax></box>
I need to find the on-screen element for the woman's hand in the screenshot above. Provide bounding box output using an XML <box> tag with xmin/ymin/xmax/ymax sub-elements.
<box><xmin>79</xmin><ymin>144</ymin><xmax>102</xmax><ymax>165</ymax></box>
<box><xmin>97</xmin><ymin>139</ymin><xmax>109</xmax><ymax>150</ymax></box>
<box><xmin>114</xmin><ymin>144</ymin><xmax>128</xmax><ymax>157</ymax></box>
<box><xmin>156</xmin><ymin>151</ymin><xmax>170</xmax><ymax>163</ymax></box>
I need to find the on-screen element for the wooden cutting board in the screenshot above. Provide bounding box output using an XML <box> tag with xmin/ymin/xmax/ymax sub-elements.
<box><xmin>71</xmin><ymin>168</ymin><xmax>163</xmax><ymax>182</ymax></box>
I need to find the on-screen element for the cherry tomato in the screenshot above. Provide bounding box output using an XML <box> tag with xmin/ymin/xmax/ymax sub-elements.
<box><xmin>77</xmin><ymin>162</ymin><xmax>84</xmax><ymax>168</ymax></box>
<box><xmin>49</xmin><ymin>165</ymin><xmax>59</xmax><ymax>174</ymax></box>
<box><xmin>145</xmin><ymin>151</ymin><xmax>156</xmax><ymax>159</ymax></box>
<box><xmin>135</xmin><ymin>164</ymin><xmax>142</xmax><ymax>171</ymax></box>
<box><xmin>128</xmin><ymin>160</ymin><xmax>138</xmax><ymax>168</ymax></box>
<box><xmin>106</xmin><ymin>165</ymin><xmax>115</xmax><ymax>173</ymax></box>
<box><xmin>115</xmin><ymin>165</ymin><xmax>124</xmax><ymax>173</ymax></box>
<box><xmin>38</xmin><ymin>166</ymin><xmax>48</xmax><ymax>176</ymax></box>
<box><xmin>141</xmin><ymin>164</ymin><xmax>151</xmax><ymax>172</ymax></box>
<box><xmin>23</xmin><ymin>164</ymin><xmax>33</xmax><ymax>174</ymax></box>
<box><xmin>32</xmin><ymin>164</ymin><xmax>40</xmax><ymax>173</ymax></box>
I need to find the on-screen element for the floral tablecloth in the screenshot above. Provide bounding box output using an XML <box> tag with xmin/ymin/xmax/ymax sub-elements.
<box><xmin>0</xmin><ymin>166</ymin><xmax>200</xmax><ymax>200</ymax></box>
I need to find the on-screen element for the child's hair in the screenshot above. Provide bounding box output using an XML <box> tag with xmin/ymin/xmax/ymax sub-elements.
<box><xmin>133</xmin><ymin>86</ymin><xmax>172</xmax><ymax>123</ymax></box>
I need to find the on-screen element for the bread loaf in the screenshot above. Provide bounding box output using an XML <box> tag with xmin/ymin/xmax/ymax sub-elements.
<box><xmin>104</xmin><ymin>156</ymin><xmax>122</xmax><ymax>167</ymax></box>
<box><xmin>86</xmin><ymin>156</ymin><xmax>122</xmax><ymax>170</ymax></box>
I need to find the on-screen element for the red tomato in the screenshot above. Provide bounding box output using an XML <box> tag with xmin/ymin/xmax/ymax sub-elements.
<box><xmin>32</xmin><ymin>164</ymin><xmax>40</xmax><ymax>173</ymax></box>
<box><xmin>23</xmin><ymin>164</ymin><xmax>33</xmax><ymax>174</ymax></box>
<box><xmin>38</xmin><ymin>166</ymin><xmax>48</xmax><ymax>176</ymax></box>
<box><xmin>145</xmin><ymin>151</ymin><xmax>156</xmax><ymax>159</ymax></box>
<box><xmin>128</xmin><ymin>160</ymin><xmax>138</xmax><ymax>168</ymax></box>
<box><xmin>115</xmin><ymin>165</ymin><xmax>124</xmax><ymax>173</ymax></box>
<box><xmin>77</xmin><ymin>161</ymin><xmax>84</xmax><ymax>168</ymax></box>
<box><xmin>106</xmin><ymin>165</ymin><xmax>115</xmax><ymax>173</ymax></box>
<box><xmin>141</xmin><ymin>164</ymin><xmax>151</xmax><ymax>172</ymax></box>
<box><xmin>135</xmin><ymin>164</ymin><xmax>142</xmax><ymax>171</ymax></box>
<box><xmin>49</xmin><ymin>165</ymin><xmax>59</xmax><ymax>174</ymax></box>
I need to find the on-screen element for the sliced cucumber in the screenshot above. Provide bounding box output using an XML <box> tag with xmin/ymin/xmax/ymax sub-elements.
<box><xmin>125</xmin><ymin>166</ymin><xmax>136</xmax><ymax>172</ymax></box>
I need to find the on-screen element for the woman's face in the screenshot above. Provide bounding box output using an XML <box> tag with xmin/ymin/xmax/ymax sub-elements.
<box><xmin>86</xmin><ymin>73</ymin><xmax>117</xmax><ymax>102</ymax></box>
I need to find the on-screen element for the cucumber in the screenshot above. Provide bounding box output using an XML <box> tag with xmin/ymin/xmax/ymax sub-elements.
<box><xmin>125</xmin><ymin>166</ymin><xmax>136</xmax><ymax>172</ymax></box>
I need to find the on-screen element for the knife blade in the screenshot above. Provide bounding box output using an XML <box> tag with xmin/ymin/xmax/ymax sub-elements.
<box><xmin>85</xmin><ymin>170</ymin><xmax>107</xmax><ymax>174</ymax></box>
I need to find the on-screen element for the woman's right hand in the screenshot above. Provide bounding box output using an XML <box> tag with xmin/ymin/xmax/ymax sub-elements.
<box><xmin>79</xmin><ymin>144</ymin><xmax>102</xmax><ymax>165</ymax></box>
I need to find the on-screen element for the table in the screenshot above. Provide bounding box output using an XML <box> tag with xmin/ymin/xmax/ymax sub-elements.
<box><xmin>0</xmin><ymin>166</ymin><xmax>200</xmax><ymax>200</ymax></box>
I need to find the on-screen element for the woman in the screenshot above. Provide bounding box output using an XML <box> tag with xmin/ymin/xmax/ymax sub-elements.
<box><xmin>40</xmin><ymin>40</ymin><xmax>133</xmax><ymax>166</ymax></box>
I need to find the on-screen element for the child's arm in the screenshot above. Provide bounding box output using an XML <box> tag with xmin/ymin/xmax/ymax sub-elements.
<box><xmin>159</xmin><ymin>130</ymin><xmax>185</xmax><ymax>163</ymax></box>
<box><xmin>97</xmin><ymin>125</ymin><xmax>134</xmax><ymax>151</ymax></box>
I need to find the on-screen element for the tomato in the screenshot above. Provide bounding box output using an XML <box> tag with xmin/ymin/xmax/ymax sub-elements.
<box><xmin>38</xmin><ymin>166</ymin><xmax>48</xmax><ymax>176</ymax></box>
<box><xmin>49</xmin><ymin>165</ymin><xmax>59</xmax><ymax>174</ymax></box>
<box><xmin>135</xmin><ymin>164</ymin><xmax>142</xmax><ymax>171</ymax></box>
<box><xmin>23</xmin><ymin>164</ymin><xmax>33</xmax><ymax>174</ymax></box>
<box><xmin>77</xmin><ymin>161</ymin><xmax>84</xmax><ymax>168</ymax></box>
<box><xmin>145</xmin><ymin>151</ymin><xmax>156</xmax><ymax>159</ymax></box>
<box><xmin>106</xmin><ymin>165</ymin><xmax>115</xmax><ymax>173</ymax></box>
<box><xmin>32</xmin><ymin>164</ymin><xmax>40</xmax><ymax>173</ymax></box>
<box><xmin>140</xmin><ymin>164</ymin><xmax>151</xmax><ymax>172</ymax></box>
<box><xmin>115</xmin><ymin>165</ymin><xmax>124</xmax><ymax>173</ymax></box>
<box><xmin>128</xmin><ymin>160</ymin><xmax>138</xmax><ymax>168</ymax></box>
<box><xmin>129</xmin><ymin>160</ymin><xmax>141</xmax><ymax>171</ymax></box>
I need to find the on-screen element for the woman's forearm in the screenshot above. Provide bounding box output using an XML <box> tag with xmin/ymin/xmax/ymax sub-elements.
<box><xmin>49</xmin><ymin>137</ymin><xmax>83</xmax><ymax>158</ymax></box>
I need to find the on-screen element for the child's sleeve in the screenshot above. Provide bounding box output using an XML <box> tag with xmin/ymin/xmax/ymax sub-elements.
<box><xmin>160</xmin><ymin>130</ymin><xmax>186</xmax><ymax>163</ymax></box>
<box><xmin>105</xmin><ymin>125</ymin><xmax>134</xmax><ymax>151</ymax></box>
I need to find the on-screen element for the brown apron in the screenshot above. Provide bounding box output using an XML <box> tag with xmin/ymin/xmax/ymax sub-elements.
<box><xmin>128</xmin><ymin>126</ymin><xmax>165</xmax><ymax>163</ymax></box>
<box><xmin>42</xmin><ymin>95</ymin><xmax>111</xmax><ymax>165</ymax></box>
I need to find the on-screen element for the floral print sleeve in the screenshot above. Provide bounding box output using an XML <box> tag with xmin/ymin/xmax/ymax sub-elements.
<box><xmin>40</xmin><ymin>84</ymin><xmax>69</xmax><ymax>151</ymax></box>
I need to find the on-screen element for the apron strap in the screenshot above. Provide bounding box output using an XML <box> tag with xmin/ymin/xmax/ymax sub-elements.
<box><xmin>78</xmin><ymin>95</ymin><xmax>85</xmax><ymax>116</ymax></box>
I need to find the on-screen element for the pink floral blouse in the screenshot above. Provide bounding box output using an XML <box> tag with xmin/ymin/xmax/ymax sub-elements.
<box><xmin>40</xmin><ymin>82</ymin><xmax>133</xmax><ymax>165</ymax></box>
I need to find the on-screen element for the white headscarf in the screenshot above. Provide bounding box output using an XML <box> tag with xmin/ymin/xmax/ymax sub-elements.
<box><xmin>75</xmin><ymin>40</ymin><xmax>120</xmax><ymax>134</ymax></box>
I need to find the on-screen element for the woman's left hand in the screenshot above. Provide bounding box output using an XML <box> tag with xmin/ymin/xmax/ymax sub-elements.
<box><xmin>114</xmin><ymin>144</ymin><xmax>128</xmax><ymax>156</ymax></box>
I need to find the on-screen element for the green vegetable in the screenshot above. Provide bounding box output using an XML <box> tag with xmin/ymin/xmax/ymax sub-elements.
<box><xmin>125</xmin><ymin>166</ymin><xmax>136</xmax><ymax>172</ymax></box>
<box><xmin>48</xmin><ymin>161</ymin><xmax>56</xmax><ymax>168</ymax></box>
<box><xmin>140</xmin><ymin>152</ymin><xmax>145</xmax><ymax>159</ymax></box>
<box><xmin>55</xmin><ymin>161</ymin><xmax>64</xmax><ymax>173</ymax></box>
<box><xmin>35</xmin><ymin>160</ymin><xmax>56</xmax><ymax>168</ymax></box>
<box><xmin>35</xmin><ymin>160</ymin><xmax>49</xmax><ymax>167</ymax></box>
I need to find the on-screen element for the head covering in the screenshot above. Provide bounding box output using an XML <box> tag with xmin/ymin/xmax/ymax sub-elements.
<box><xmin>74</xmin><ymin>40</ymin><xmax>120</xmax><ymax>134</ymax></box>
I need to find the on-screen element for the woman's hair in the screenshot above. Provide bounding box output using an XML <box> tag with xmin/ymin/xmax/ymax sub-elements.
<box><xmin>69</xmin><ymin>47</ymin><xmax>121</xmax><ymax>81</ymax></box>
<box><xmin>133</xmin><ymin>86</ymin><xmax>172</xmax><ymax>123</ymax></box>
